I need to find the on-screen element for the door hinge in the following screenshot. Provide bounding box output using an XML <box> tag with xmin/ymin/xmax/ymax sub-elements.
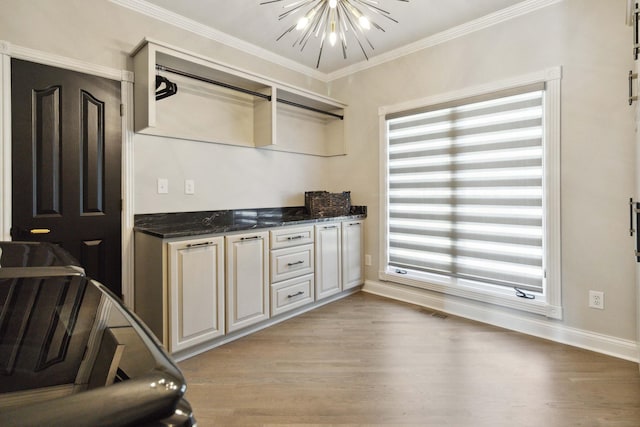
<box><xmin>120</xmin><ymin>104</ymin><xmax>125</xmax><ymax>117</ymax></box>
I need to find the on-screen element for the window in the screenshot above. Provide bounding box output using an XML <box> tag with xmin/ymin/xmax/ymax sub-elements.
<box><xmin>379</xmin><ymin>69</ymin><xmax>561</xmax><ymax>318</ymax></box>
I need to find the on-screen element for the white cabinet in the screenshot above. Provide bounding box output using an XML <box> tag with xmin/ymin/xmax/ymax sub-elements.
<box><xmin>269</xmin><ymin>226</ymin><xmax>315</xmax><ymax>316</ymax></box>
<box><xmin>342</xmin><ymin>220</ymin><xmax>365</xmax><ymax>290</ymax></box>
<box><xmin>314</xmin><ymin>220</ymin><xmax>364</xmax><ymax>300</ymax></box>
<box><xmin>315</xmin><ymin>223</ymin><xmax>342</xmax><ymax>300</ymax></box>
<box><xmin>225</xmin><ymin>231</ymin><xmax>270</xmax><ymax>333</ymax></box>
<box><xmin>134</xmin><ymin>217</ymin><xmax>364</xmax><ymax>354</ymax></box>
<box><xmin>167</xmin><ymin>237</ymin><xmax>225</xmax><ymax>352</ymax></box>
<box><xmin>134</xmin><ymin>232</ymin><xmax>225</xmax><ymax>353</ymax></box>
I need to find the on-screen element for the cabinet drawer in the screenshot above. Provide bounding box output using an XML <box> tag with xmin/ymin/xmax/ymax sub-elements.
<box><xmin>270</xmin><ymin>226</ymin><xmax>314</xmax><ymax>249</ymax></box>
<box><xmin>271</xmin><ymin>244</ymin><xmax>314</xmax><ymax>283</ymax></box>
<box><xmin>271</xmin><ymin>274</ymin><xmax>314</xmax><ymax>316</ymax></box>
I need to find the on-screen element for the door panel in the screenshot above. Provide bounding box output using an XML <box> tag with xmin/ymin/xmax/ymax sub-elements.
<box><xmin>34</xmin><ymin>85</ymin><xmax>63</xmax><ymax>216</ymax></box>
<box><xmin>81</xmin><ymin>90</ymin><xmax>106</xmax><ymax>215</ymax></box>
<box><xmin>11</xmin><ymin>59</ymin><xmax>122</xmax><ymax>297</ymax></box>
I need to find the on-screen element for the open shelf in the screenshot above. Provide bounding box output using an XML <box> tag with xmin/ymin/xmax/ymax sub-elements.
<box><xmin>131</xmin><ymin>38</ymin><xmax>346</xmax><ymax>156</ymax></box>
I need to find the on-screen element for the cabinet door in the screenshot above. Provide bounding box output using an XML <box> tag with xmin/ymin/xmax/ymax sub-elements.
<box><xmin>168</xmin><ymin>236</ymin><xmax>225</xmax><ymax>353</ymax></box>
<box><xmin>226</xmin><ymin>232</ymin><xmax>270</xmax><ymax>333</ymax></box>
<box><xmin>315</xmin><ymin>223</ymin><xmax>342</xmax><ymax>300</ymax></box>
<box><xmin>342</xmin><ymin>220</ymin><xmax>364</xmax><ymax>290</ymax></box>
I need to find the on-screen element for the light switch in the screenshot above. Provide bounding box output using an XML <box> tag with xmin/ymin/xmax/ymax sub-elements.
<box><xmin>185</xmin><ymin>179</ymin><xmax>195</xmax><ymax>195</ymax></box>
<box><xmin>157</xmin><ymin>178</ymin><xmax>169</xmax><ymax>194</ymax></box>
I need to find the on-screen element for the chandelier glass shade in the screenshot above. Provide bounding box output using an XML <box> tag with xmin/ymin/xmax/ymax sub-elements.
<box><xmin>260</xmin><ymin>0</ymin><xmax>409</xmax><ymax>68</ymax></box>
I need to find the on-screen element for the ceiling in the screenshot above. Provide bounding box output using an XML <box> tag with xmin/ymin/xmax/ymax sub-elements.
<box><xmin>139</xmin><ymin>0</ymin><xmax>527</xmax><ymax>76</ymax></box>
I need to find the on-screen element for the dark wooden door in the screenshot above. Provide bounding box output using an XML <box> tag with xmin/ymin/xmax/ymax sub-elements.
<box><xmin>11</xmin><ymin>59</ymin><xmax>122</xmax><ymax>297</ymax></box>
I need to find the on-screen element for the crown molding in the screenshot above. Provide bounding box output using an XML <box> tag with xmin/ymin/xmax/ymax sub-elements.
<box><xmin>109</xmin><ymin>0</ymin><xmax>327</xmax><ymax>81</ymax></box>
<box><xmin>327</xmin><ymin>0</ymin><xmax>564</xmax><ymax>81</ymax></box>
<box><xmin>110</xmin><ymin>0</ymin><xmax>563</xmax><ymax>83</ymax></box>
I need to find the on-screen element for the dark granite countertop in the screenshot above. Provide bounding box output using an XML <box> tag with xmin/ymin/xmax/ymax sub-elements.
<box><xmin>134</xmin><ymin>206</ymin><xmax>367</xmax><ymax>239</ymax></box>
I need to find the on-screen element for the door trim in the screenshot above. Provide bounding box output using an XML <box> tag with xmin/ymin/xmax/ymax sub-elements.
<box><xmin>0</xmin><ymin>40</ymin><xmax>136</xmax><ymax>308</ymax></box>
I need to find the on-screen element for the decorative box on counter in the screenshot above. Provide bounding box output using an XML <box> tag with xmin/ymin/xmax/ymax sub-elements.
<box><xmin>305</xmin><ymin>191</ymin><xmax>351</xmax><ymax>217</ymax></box>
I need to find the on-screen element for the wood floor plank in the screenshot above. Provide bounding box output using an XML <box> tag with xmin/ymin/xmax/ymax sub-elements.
<box><xmin>179</xmin><ymin>292</ymin><xmax>640</xmax><ymax>426</ymax></box>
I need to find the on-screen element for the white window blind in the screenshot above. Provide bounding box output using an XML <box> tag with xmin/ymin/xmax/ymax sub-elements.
<box><xmin>386</xmin><ymin>84</ymin><xmax>545</xmax><ymax>293</ymax></box>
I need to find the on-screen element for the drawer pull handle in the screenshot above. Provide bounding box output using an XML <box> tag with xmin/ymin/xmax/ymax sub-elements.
<box><xmin>286</xmin><ymin>235</ymin><xmax>304</xmax><ymax>240</ymax></box>
<box><xmin>186</xmin><ymin>242</ymin><xmax>212</xmax><ymax>248</ymax></box>
<box><xmin>240</xmin><ymin>236</ymin><xmax>262</xmax><ymax>241</ymax></box>
<box><xmin>287</xmin><ymin>291</ymin><xmax>304</xmax><ymax>299</ymax></box>
<box><xmin>324</xmin><ymin>225</ymin><xmax>338</xmax><ymax>229</ymax></box>
<box><xmin>287</xmin><ymin>260</ymin><xmax>304</xmax><ymax>266</ymax></box>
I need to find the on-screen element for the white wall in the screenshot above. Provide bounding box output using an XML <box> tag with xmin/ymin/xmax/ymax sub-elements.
<box><xmin>134</xmin><ymin>134</ymin><xmax>330</xmax><ymax>213</ymax></box>
<box><xmin>328</xmin><ymin>0</ymin><xmax>638</xmax><ymax>341</ymax></box>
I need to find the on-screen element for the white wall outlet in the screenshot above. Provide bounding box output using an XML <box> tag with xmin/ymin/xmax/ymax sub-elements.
<box><xmin>185</xmin><ymin>179</ymin><xmax>195</xmax><ymax>195</ymax></box>
<box><xmin>364</xmin><ymin>254</ymin><xmax>372</xmax><ymax>266</ymax></box>
<box><xmin>588</xmin><ymin>290</ymin><xmax>604</xmax><ymax>309</ymax></box>
<box><xmin>157</xmin><ymin>178</ymin><xmax>169</xmax><ymax>194</ymax></box>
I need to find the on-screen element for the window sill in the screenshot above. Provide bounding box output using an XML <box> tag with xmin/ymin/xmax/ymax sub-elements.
<box><xmin>380</xmin><ymin>268</ymin><xmax>562</xmax><ymax>319</ymax></box>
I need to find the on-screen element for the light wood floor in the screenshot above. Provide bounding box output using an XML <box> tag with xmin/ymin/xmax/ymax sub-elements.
<box><xmin>179</xmin><ymin>292</ymin><xmax>640</xmax><ymax>426</ymax></box>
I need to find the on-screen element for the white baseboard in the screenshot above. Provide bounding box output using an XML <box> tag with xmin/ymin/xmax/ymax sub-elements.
<box><xmin>363</xmin><ymin>280</ymin><xmax>639</xmax><ymax>363</ymax></box>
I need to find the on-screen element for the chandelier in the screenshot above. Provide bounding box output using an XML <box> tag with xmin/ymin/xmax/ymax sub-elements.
<box><xmin>260</xmin><ymin>0</ymin><xmax>409</xmax><ymax>68</ymax></box>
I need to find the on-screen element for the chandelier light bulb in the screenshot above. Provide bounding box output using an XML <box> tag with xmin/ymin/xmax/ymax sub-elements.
<box><xmin>329</xmin><ymin>21</ymin><xmax>337</xmax><ymax>45</ymax></box>
<box><xmin>329</xmin><ymin>0</ymin><xmax>338</xmax><ymax>8</ymax></box>
<box><xmin>296</xmin><ymin>16</ymin><xmax>309</xmax><ymax>30</ymax></box>
<box><xmin>359</xmin><ymin>15</ymin><xmax>371</xmax><ymax>30</ymax></box>
<box><xmin>329</xmin><ymin>31</ymin><xmax>337</xmax><ymax>46</ymax></box>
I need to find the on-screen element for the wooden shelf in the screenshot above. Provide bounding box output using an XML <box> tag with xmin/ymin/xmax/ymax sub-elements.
<box><xmin>131</xmin><ymin>38</ymin><xmax>346</xmax><ymax>156</ymax></box>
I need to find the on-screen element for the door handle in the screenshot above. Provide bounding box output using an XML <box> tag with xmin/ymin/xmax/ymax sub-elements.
<box><xmin>29</xmin><ymin>228</ymin><xmax>51</xmax><ymax>234</ymax></box>
<box><xmin>629</xmin><ymin>70</ymin><xmax>638</xmax><ymax>105</ymax></box>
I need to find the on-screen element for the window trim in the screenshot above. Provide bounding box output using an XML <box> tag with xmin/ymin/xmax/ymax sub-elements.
<box><xmin>378</xmin><ymin>67</ymin><xmax>562</xmax><ymax>319</ymax></box>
